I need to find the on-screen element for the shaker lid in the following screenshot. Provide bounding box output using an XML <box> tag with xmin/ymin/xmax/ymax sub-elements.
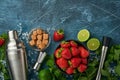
<box><xmin>8</xmin><ymin>30</ymin><xmax>18</xmax><ymax>40</ymax></box>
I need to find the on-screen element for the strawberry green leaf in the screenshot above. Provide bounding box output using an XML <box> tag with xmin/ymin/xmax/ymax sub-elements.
<box><xmin>57</xmin><ymin>29</ymin><xmax>64</xmax><ymax>34</ymax></box>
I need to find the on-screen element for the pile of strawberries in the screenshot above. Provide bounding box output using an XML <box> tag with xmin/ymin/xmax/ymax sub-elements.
<box><xmin>54</xmin><ymin>40</ymin><xmax>89</xmax><ymax>75</ymax></box>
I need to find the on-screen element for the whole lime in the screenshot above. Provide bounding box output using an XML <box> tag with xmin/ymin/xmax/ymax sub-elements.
<box><xmin>38</xmin><ymin>69</ymin><xmax>53</xmax><ymax>80</ymax></box>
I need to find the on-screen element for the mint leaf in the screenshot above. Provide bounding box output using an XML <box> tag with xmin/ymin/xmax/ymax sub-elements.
<box><xmin>4</xmin><ymin>73</ymin><xmax>10</xmax><ymax>80</ymax></box>
<box><xmin>114</xmin><ymin>45</ymin><xmax>120</xmax><ymax>49</ymax></box>
<box><xmin>115</xmin><ymin>65</ymin><xmax>120</xmax><ymax>76</ymax></box>
<box><xmin>0</xmin><ymin>33</ymin><xmax>10</xmax><ymax>80</ymax></box>
<box><xmin>110</xmin><ymin>46</ymin><xmax>114</xmax><ymax>54</ymax></box>
<box><xmin>73</xmin><ymin>73</ymin><xmax>80</xmax><ymax>80</ymax></box>
<box><xmin>107</xmin><ymin>54</ymin><xmax>114</xmax><ymax>62</ymax></box>
<box><xmin>78</xmin><ymin>77</ymin><xmax>88</xmax><ymax>80</ymax></box>
<box><xmin>46</xmin><ymin>59</ymin><xmax>54</xmax><ymax>67</ymax></box>
<box><xmin>86</xmin><ymin>66</ymin><xmax>97</xmax><ymax>80</ymax></box>
<box><xmin>114</xmin><ymin>49</ymin><xmax>120</xmax><ymax>62</ymax></box>
<box><xmin>95</xmin><ymin>48</ymin><xmax>101</xmax><ymax>55</ymax></box>
<box><xmin>104</xmin><ymin>61</ymin><xmax>110</xmax><ymax>69</ymax></box>
<box><xmin>101</xmin><ymin>69</ymin><xmax>110</xmax><ymax>77</ymax></box>
<box><xmin>60</xmin><ymin>76</ymin><xmax>66</xmax><ymax>80</ymax></box>
<box><xmin>53</xmin><ymin>68</ymin><xmax>62</xmax><ymax>79</ymax></box>
<box><xmin>111</xmin><ymin>76</ymin><xmax>118</xmax><ymax>80</ymax></box>
<box><xmin>88</xmin><ymin>58</ymin><xmax>98</xmax><ymax>67</ymax></box>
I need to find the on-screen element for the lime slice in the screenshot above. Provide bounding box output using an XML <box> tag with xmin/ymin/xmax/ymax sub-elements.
<box><xmin>87</xmin><ymin>38</ymin><xmax>100</xmax><ymax>51</ymax></box>
<box><xmin>77</xmin><ymin>29</ymin><xmax>90</xmax><ymax>42</ymax></box>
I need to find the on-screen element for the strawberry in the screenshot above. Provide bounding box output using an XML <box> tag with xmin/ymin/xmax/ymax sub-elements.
<box><xmin>70</xmin><ymin>58</ymin><xmax>81</xmax><ymax>68</ymax></box>
<box><xmin>53</xmin><ymin>29</ymin><xmax>64</xmax><ymax>41</ymax></box>
<box><xmin>0</xmin><ymin>38</ymin><xmax>5</xmax><ymax>46</ymax></box>
<box><xmin>60</xmin><ymin>41</ymin><xmax>70</xmax><ymax>48</ymax></box>
<box><xmin>81</xmin><ymin>58</ymin><xmax>87</xmax><ymax>64</ymax></box>
<box><xmin>61</xmin><ymin>48</ymin><xmax>72</xmax><ymax>59</ymax></box>
<box><xmin>54</xmin><ymin>48</ymin><xmax>63</xmax><ymax>58</ymax></box>
<box><xmin>78</xmin><ymin>64</ymin><xmax>87</xmax><ymax>73</ymax></box>
<box><xmin>71</xmin><ymin>47</ymin><xmax>79</xmax><ymax>56</ymax></box>
<box><xmin>66</xmin><ymin>67</ymin><xmax>74</xmax><ymax>75</ymax></box>
<box><xmin>79</xmin><ymin>46</ymin><xmax>89</xmax><ymax>58</ymax></box>
<box><xmin>70</xmin><ymin>41</ymin><xmax>78</xmax><ymax>47</ymax></box>
<box><xmin>56</xmin><ymin>58</ymin><xmax>69</xmax><ymax>70</ymax></box>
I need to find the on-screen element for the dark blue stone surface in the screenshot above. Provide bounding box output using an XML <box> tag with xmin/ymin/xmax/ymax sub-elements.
<box><xmin>0</xmin><ymin>0</ymin><xmax>120</xmax><ymax>80</ymax></box>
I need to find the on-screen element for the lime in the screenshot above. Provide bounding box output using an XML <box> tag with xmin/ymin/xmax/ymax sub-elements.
<box><xmin>77</xmin><ymin>29</ymin><xmax>90</xmax><ymax>42</ymax></box>
<box><xmin>87</xmin><ymin>38</ymin><xmax>100</xmax><ymax>51</ymax></box>
<box><xmin>38</xmin><ymin>69</ymin><xmax>53</xmax><ymax>80</ymax></box>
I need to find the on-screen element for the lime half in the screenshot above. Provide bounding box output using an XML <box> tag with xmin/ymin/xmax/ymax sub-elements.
<box><xmin>87</xmin><ymin>38</ymin><xmax>100</xmax><ymax>51</ymax></box>
<box><xmin>77</xmin><ymin>29</ymin><xmax>90</xmax><ymax>42</ymax></box>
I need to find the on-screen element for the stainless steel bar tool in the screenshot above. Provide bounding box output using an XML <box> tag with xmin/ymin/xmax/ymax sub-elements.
<box><xmin>96</xmin><ymin>36</ymin><xmax>111</xmax><ymax>80</ymax></box>
<box><xmin>6</xmin><ymin>30</ymin><xmax>28</xmax><ymax>80</ymax></box>
<box><xmin>33</xmin><ymin>52</ymin><xmax>46</xmax><ymax>71</ymax></box>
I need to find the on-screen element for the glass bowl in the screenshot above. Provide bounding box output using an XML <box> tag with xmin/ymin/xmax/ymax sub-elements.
<box><xmin>28</xmin><ymin>28</ymin><xmax>51</xmax><ymax>51</ymax></box>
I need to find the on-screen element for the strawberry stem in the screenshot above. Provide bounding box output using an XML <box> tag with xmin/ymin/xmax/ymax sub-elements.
<box><xmin>57</xmin><ymin>29</ymin><xmax>64</xmax><ymax>34</ymax></box>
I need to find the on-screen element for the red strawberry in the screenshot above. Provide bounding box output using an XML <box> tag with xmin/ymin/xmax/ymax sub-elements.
<box><xmin>61</xmin><ymin>48</ymin><xmax>72</xmax><ymax>59</ymax></box>
<box><xmin>53</xmin><ymin>29</ymin><xmax>64</xmax><ymax>41</ymax></box>
<box><xmin>81</xmin><ymin>58</ymin><xmax>87</xmax><ymax>64</ymax></box>
<box><xmin>54</xmin><ymin>48</ymin><xmax>63</xmax><ymax>58</ymax></box>
<box><xmin>71</xmin><ymin>47</ymin><xmax>79</xmax><ymax>56</ymax></box>
<box><xmin>56</xmin><ymin>58</ymin><xmax>69</xmax><ymax>69</ymax></box>
<box><xmin>78</xmin><ymin>64</ymin><xmax>87</xmax><ymax>73</ymax></box>
<box><xmin>70</xmin><ymin>58</ymin><xmax>81</xmax><ymax>68</ymax></box>
<box><xmin>0</xmin><ymin>38</ymin><xmax>5</xmax><ymax>46</ymax></box>
<box><xmin>60</xmin><ymin>41</ymin><xmax>70</xmax><ymax>48</ymax></box>
<box><xmin>79</xmin><ymin>46</ymin><xmax>89</xmax><ymax>58</ymax></box>
<box><xmin>66</xmin><ymin>67</ymin><xmax>74</xmax><ymax>75</ymax></box>
<box><xmin>70</xmin><ymin>41</ymin><xmax>78</xmax><ymax>47</ymax></box>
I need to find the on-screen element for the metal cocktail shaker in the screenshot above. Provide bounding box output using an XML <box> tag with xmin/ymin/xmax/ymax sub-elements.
<box><xmin>6</xmin><ymin>30</ymin><xmax>28</xmax><ymax>80</ymax></box>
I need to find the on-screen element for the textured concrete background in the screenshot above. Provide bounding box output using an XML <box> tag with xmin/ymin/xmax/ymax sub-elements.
<box><xmin>0</xmin><ymin>0</ymin><xmax>120</xmax><ymax>80</ymax></box>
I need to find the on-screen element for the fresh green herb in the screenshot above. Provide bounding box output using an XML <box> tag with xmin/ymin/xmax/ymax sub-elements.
<box><xmin>101</xmin><ymin>69</ymin><xmax>110</xmax><ymax>77</ymax></box>
<box><xmin>100</xmin><ymin>44</ymin><xmax>120</xmax><ymax>80</ymax></box>
<box><xmin>0</xmin><ymin>33</ymin><xmax>10</xmax><ymax>80</ymax></box>
<box><xmin>78</xmin><ymin>77</ymin><xmax>88</xmax><ymax>80</ymax></box>
<box><xmin>115</xmin><ymin>64</ymin><xmax>120</xmax><ymax>76</ymax></box>
<box><xmin>38</xmin><ymin>55</ymin><xmax>66</xmax><ymax>80</ymax></box>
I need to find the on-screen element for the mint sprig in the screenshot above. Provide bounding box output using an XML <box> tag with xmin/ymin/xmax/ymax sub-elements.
<box><xmin>101</xmin><ymin>45</ymin><xmax>120</xmax><ymax>80</ymax></box>
<box><xmin>0</xmin><ymin>33</ymin><xmax>10</xmax><ymax>80</ymax></box>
